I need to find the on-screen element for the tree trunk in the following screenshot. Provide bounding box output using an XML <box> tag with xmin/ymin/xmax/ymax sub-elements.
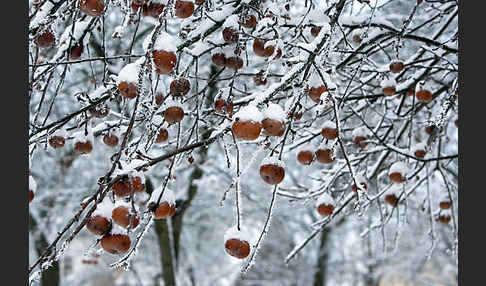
<box><xmin>145</xmin><ymin>178</ymin><xmax>177</xmax><ymax>286</ymax></box>
<box><xmin>312</xmin><ymin>228</ymin><xmax>329</xmax><ymax>286</ymax></box>
<box><xmin>155</xmin><ymin>218</ymin><xmax>177</xmax><ymax>286</ymax></box>
<box><xmin>29</xmin><ymin>212</ymin><xmax>60</xmax><ymax>286</ymax></box>
<box><xmin>150</xmin><ymin>64</ymin><xmax>217</xmax><ymax>285</ymax></box>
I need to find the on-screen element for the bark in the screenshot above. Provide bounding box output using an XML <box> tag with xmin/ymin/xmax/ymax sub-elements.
<box><xmin>155</xmin><ymin>218</ymin><xmax>177</xmax><ymax>286</ymax></box>
<box><xmin>312</xmin><ymin>229</ymin><xmax>329</xmax><ymax>286</ymax></box>
<box><xmin>146</xmin><ymin>178</ymin><xmax>177</xmax><ymax>286</ymax></box>
<box><xmin>29</xmin><ymin>212</ymin><xmax>60</xmax><ymax>286</ymax></box>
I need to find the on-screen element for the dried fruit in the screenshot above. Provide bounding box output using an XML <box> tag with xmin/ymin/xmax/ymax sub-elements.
<box><xmin>155</xmin><ymin>128</ymin><xmax>169</xmax><ymax>143</ymax></box>
<box><xmin>163</xmin><ymin>106</ymin><xmax>185</xmax><ymax>124</ymax></box>
<box><xmin>86</xmin><ymin>215</ymin><xmax>112</xmax><ymax>236</ymax></box>
<box><xmin>259</xmin><ymin>162</ymin><xmax>285</xmax><ymax>185</ymax></box>
<box><xmin>225</xmin><ymin>238</ymin><xmax>251</xmax><ymax>259</ymax></box>
<box><xmin>101</xmin><ymin>233</ymin><xmax>131</xmax><ymax>254</ymax></box>
<box><xmin>154</xmin><ymin>202</ymin><xmax>176</xmax><ymax>219</ymax></box>
<box><xmin>174</xmin><ymin>0</ymin><xmax>194</xmax><ymax>19</ymax></box>
<box><xmin>112</xmin><ymin>206</ymin><xmax>140</xmax><ymax>229</ymax></box>
<box><xmin>79</xmin><ymin>0</ymin><xmax>105</xmax><ymax>17</ymax></box>
<box><xmin>170</xmin><ymin>77</ymin><xmax>191</xmax><ymax>97</ymax></box>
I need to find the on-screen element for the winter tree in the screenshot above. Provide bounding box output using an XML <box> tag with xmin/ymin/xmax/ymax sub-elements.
<box><xmin>29</xmin><ymin>0</ymin><xmax>458</xmax><ymax>285</ymax></box>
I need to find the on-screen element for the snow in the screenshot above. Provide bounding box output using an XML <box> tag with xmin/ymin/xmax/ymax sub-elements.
<box><xmin>321</xmin><ymin>72</ymin><xmax>337</xmax><ymax>90</ymax></box>
<box><xmin>117</xmin><ymin>62</ymin><xmax>142</xmax><ymax>84</ymax></box>
<box><xmin>143</xmin><ymin>30</ymin><xmax>177</xmax><ymax>52</ymax></box>
<box><xmin>260</xmin><ymin>157</ymin><xmax>286</xmax><ymax>169</ymax></box>
<box><xmin>211</xmin><ymin>47</ymin><xmax>225</xmax><ymax>56</ymax></box>
<box><xmin>162</xmin><ymin>98</ymin><xmax>183</xmax><ymax>110</ymax></box>
<box><xmin>187</xmin><ymin>41</ymin><xmax>211</xmax><ymax>57</ymax></box>
<box><xmin>322</xmin><ymin>120</ymin><xmax>336</xmax><ymax>129</ymax></box>
<box><xmin>125</xmin><ymin>159</ymin><xmax>147</xmax><ymax>172</ymax></box>
<box><xmin>29</xmin><ymin>175</ymin><xmax>37</xmax><ymax>193</ymax></box>
<box><xmin>130</xmin><ymin>170</ymin><xmax>146</xmax><ymax>185</ymax></box>
<box><xmin>233</xmin><ymin>105</ymin><xmax>263</xmax><ymax>123</ymax></box>
<box><xmin>439</xmin><ymin>192</ymin><xmax>451</xmax><ymax>203</ymax></box>
<box><xmin>298</xmin><ymin>143</ymin><xmax>314</xmax><ymax>152</ymax></box>
<box><xmin>381</xmin><ymin>78</ymin><xmax>397</xmax><ymax>88</ymax></box>
<box><xmin>93</xmin><ymin>199</ymin><xmax>116</xmax><ymax>218</ymax></box>
<box><xmin>88</xmin><ymin>86</ymin><xmax>109</xmax><ymax>100</ymax></box>
<box><xmin>152</xmin><ymin>115</ymin><xmax>164</xmax><ymax>125</ymax></box>
<box><xmin>224</xmin><ymin>225</ymin><xmax>252</xmax><ymax>244</ymax></box>
<box><xmin>316</xmin><ymin>192</ymin><xmax>335</xmax><ymax>207</ymax></box>
<box><xmin>73</xmin><ymin>129</ymin><xmax>94</xmax><ymax>144</ymax></box>
<box><xmin>59</xmin><ymin>21</ymin><xmax>91</xmax><ymax>48</ymax></box>
<box><xmin>389</xmin><ymin>59</ymin><xmax>403</xmax><ymax>66</ymax></box>
<box><xmin>352</xmin><ymin>126</ymin><xmax>371</xmax><ymax>138</ymax></box>
<box><xmin>110</xmin><ymin>224</ymin><xmax>128</xmax><ymax>236</ymax></box>
<box><xmin>149</xmin><ymin>186</ymin><xmax>175</xmax><ymax>206</ymax></box>
<box><xmin>317</xmin><ymin>140</ymin><xmax>335</xmax><ymax>151</ymax></box>
<box><xmin>114</xmin><ymin>200</ymin><xmax>139</xmax><ymax>215</ymax></box>
<box><xmin>223</xmin><ymin>15</ymin><xmax>239</xmax><ymax>29</ymax></box>
<box><xmin>439</xmin><ymin>208</ymin><xmax>452</xmax><ymax>216</ymax></box>
<box><xmin>29</xmin><ymin>1</ymin><xmax>54</xmax><ymax>30</ymax></box>
<box><xmin>387</xmin><ymin>184</ymin><xmax>401</xmax><ymax>196</ymax></box>
<box><xmin>222</xmin><ymin>46</ymin><xmax>237</xmax><ymax>57</ymax></box>
<box><xmin>354</xmin><ymin>174</ymin><xmax>367</xmax><ymax>185</ymax></box>
<box><xmin>263</xmin><ymin>103</ymin><xmax>286</xmax><ymax>122</ymax></box>
<box><xmin>308</xmin><ymin>72</ymin><xmax>324</xmax><ymax>88</ymax></box>
<box><xmin>351</xmin><ymin>28</ymin><xmax>362</xmax><ymax>39</ymax></box>
<box><xmin>307</xmin><ymin>7</ymin><xmax>330</xmax><ymax>25</ymax></box>
<box><xmin>50</xmin><ymin>128</ymin><xmax>67</xmax><ymax>138</ymax></box>
<box><xmin>412</xmin><ymin>142</ymin><xmax>427</xmax><ymax>153</ymax></box>
<box><xmin>389</xmin><ymin>162</ymin><xmax>409</xmax><ymax>175</ymax></box>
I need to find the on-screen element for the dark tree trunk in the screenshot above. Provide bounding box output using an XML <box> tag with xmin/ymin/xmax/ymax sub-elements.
<box><xmin>312</xmin><ymin>229</ymin><xmax>329</xmax><ymax>286</ymax></box>
<box><xmin>149</xmin><ymin>64</ymin><xmax>217</xmax><ymax>285</ymax></box>
<box><xmin>155</xmin><ymin>218</ymin><xmax>177</xmax><ymax>286</ymax></box>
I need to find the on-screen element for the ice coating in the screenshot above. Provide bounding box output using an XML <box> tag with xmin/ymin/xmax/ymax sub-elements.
<box><xmin>354</xmin><ymin>173</ymin><xmax>367</xmax><ymax>185</ymax></box>
<box><xmin>152</xmin><ymin>115</ymin><xmax>164</xmax><ymax>126</ymax></box>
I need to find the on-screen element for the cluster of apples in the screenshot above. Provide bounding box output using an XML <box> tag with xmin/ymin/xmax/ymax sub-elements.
<box><xmin>379</xmin><ymin>59</ymin><xmax>434</xmax><ymax>102</ymax></box>
<box><xmin>437</xmin><ymin>194</ymin><xmax>452</xmax><ymax>224</ymax></box>
<box><xmin>85</xmin><ymin>167</ymin><xmax>177</xmax><ymax>255</ymax></box>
